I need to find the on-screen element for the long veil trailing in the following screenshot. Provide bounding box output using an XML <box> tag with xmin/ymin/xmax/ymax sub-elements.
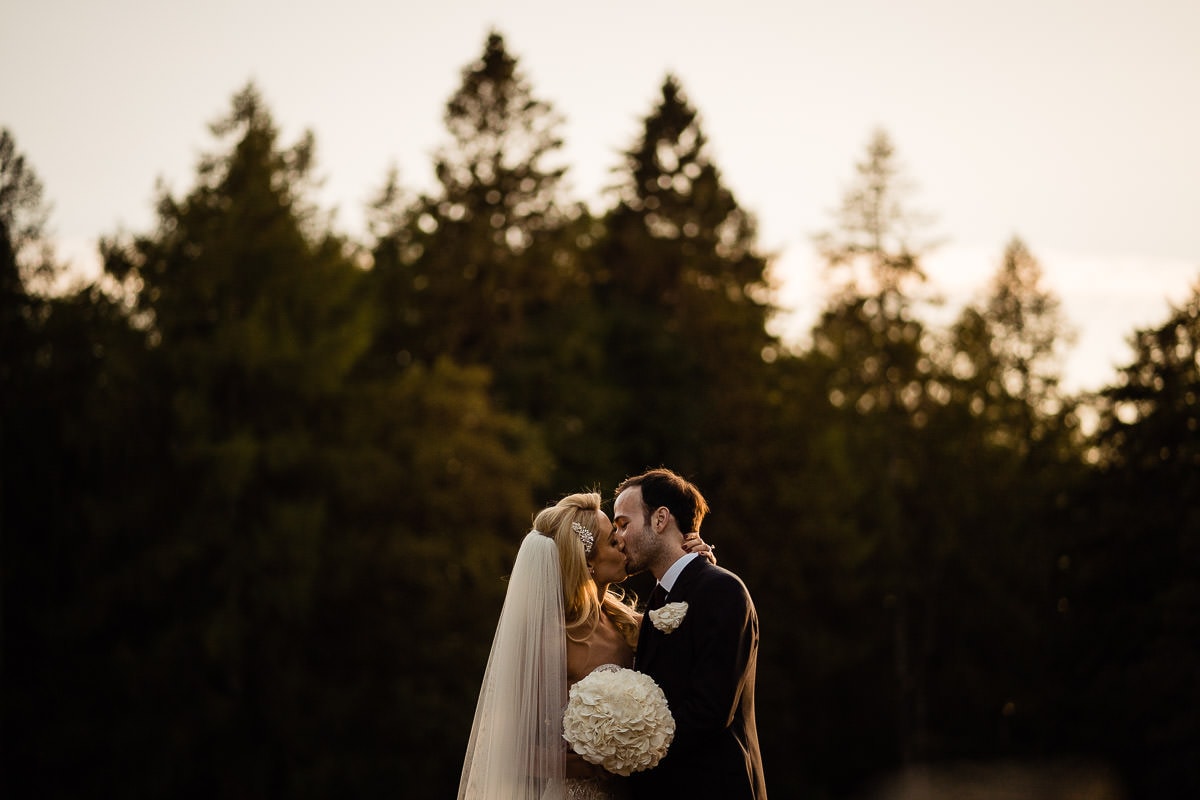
<box><xmin>458</xmin><ymin>531</ymin><xmax>568</xmax><ymax>800</ymax></box>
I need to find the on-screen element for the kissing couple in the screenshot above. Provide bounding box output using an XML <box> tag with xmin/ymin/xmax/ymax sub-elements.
<box><xmin>458</xmin><ymin>468</ymin><xmax>767</xmax><ymax>800</ymax></box>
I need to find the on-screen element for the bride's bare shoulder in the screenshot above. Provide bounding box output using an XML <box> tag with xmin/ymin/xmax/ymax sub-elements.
<box><xmin>568</xmin><ymin>611</ymin><xmax>634</xmax><ymax>681</ymax></box>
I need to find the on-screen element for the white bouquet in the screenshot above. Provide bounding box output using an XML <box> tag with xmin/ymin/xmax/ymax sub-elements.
<box><xmin>562</xmin><ymin>665</ymin><xmax>675</xmax><ymax>776</ymax></box>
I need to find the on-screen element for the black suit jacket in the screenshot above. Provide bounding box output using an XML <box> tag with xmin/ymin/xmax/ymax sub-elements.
<box><xmin>630</xmin><ymin>557</ymin><xmax>767</xmax><ymax>800</ymax></box>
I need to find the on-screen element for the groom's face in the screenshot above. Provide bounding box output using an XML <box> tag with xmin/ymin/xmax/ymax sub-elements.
<box><xmin>614</xmin><ymin>486</ymin><xmax>653</xmax><ymax>574</ymax></box>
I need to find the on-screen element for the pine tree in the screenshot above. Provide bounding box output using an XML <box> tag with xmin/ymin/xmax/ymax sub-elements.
<box><xmin>910</xmin><ymin>239</ymin><xmax>1082</xmax><ymax>767</ymax></box>
<box><xmin>948</xmin><ymin>236</ymin><xmax>1076</xmax><ymax>452</ymax></box>
<box><xmin>805</xmin><ymin>129</ymin><xmax>947</xmax><ymax>766</ymax></box>
<box><xmin>597</xmin><ymin>74</ymin><xmax>778</xmax><ymax>483</ymax></box>
<box><xmin>2</xmin><ymin>129</ymin><xmax>177</xmax><ymax>797</ymax></box>
<box><xmin>369</xmin><ymin>31</ymin><xmax>580</xmax><ymax>370</ymax></box>
<box><xmin>89</xmin><ymin>84</ymin><xmax>548</xmax><ymax>796</ymax></box>
<box><xmin>1058</xmin><ymin>282</ymin><xmax>1200</xmax><ymax>796</ymax></box>
<box><xmin>1</xmin><ymin>128</ymin><xmax>43</xmax><ymax>400</ymax></box>
<box><xmin>89</xmin><ymin>83</ymin><xmax>373</xmax><ymax>794</ymax></box>
<box><xmin>815</xmin><ymin>128</ymin><xmax>935</xmax><ymax>299</ymax></box>
<box><xmin>0</xmin><ymin>128</ymin><xmax>57</xmax><ymax>298</ymax></box>
<box><xmin>367</xmin><ymin>32</ymin><xmax>612</xmax><ymax>490</ymax></box>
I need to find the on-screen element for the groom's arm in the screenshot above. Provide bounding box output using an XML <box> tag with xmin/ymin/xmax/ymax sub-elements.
<box><xmin>671</xmin><ymin>572</ymin><xmax>757</xmax><ymax>739</ymax></box>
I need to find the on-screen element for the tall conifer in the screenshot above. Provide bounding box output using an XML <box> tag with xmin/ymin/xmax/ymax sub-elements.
<box><xmin>597</xmin><ymin>75</ymin><xmax>777</xmax><ymax>481</ymax></box>
<box><xmin>370</xmin><ymin>31</ymin><xmax>580</xmax><ymax>371</ymax></box>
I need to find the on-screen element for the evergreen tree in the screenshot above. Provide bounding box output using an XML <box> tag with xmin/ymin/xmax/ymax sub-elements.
<box><xmin>367</xmin><ymin>32</ymin><xmax>600</xmax><ymax>490</ymax></box>
<box><xmin>1059</xmin><ymin>281</ymin><xmax>1200</xmax><ymax>797</ymax></box>
<box><xmin>83</xmin><ymin>83</ymin><xmax>376</xmax><ymax>795</ymax></box>
<box><xmin>83</xmin><ymin>84</ymin><xmax>548</xmax><ymax>797</ymax></box>
<box><xmin>0</xmin><ymin>128</ymin><xmax>56</xmax><ymax>299</ymax></box>
<box><xmin>912</xmin><ymin>239</ymin><xmax>1082</xmax><ymax>767</ymax></box>
<box><xmin>596</xmin><ymin>75</ymin><xmax>778</xmax><ymax>485</ymax></box>
<box><xmin>2</xmin><ymin>131</ymin><xmax>58</xmax><ymax>785</ymax></box>
<box><xmin>805</xmin><ymin>128</ymin><xmax>945</xmax><ymax>769</ymax></box>
<box><xmin>2</xmin><ymin>130</ymin><xmax>170</xmax><ymax>797</ymax></box>
<box><xmin>948</xmin><ymin>236</ymin><xmax>1076</xmax><ymax>452</ymax></box>
<box><xmin>369</xmin><ymin>31</ymin><xmax>579</xmax><ymax>369</ymax></box>
<box><xmin>815</xmin><ymin>128</ymin><xmax>935</xmax><ymax>299</ymax></box>
<box><xmin>1</xmin><ymin>128</ymin><xmax>43</xmax><ymax>413</ymax></box>
<box><xmin>810</xmin><ymin>128</ymin><xmax>938</xmax><ymax>414</ymax></box>
<box><xmin>1</xmin><ymin>127</ymin><xmax>61</xmax><ymax>402</ymax></box>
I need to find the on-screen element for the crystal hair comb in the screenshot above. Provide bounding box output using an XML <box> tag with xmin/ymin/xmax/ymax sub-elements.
<box><xmin>571</xmin><ymin>521</ymin><xmax>595</xmax><ymax>554</ymax></box>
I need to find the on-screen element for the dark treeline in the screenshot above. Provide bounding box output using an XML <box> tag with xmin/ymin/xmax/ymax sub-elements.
<box><xmin>3</xmin><ymin>31</ymin><xmax>1197</xmax><ymax>799</ymax></box>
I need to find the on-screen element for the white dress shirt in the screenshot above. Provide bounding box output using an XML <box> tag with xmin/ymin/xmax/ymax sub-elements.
<box><xmin>655</xmin><ymin>551</ymin><xmax>700</xmax><ymax>598</ymax></box>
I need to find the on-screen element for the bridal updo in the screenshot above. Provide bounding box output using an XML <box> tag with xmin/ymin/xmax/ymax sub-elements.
<box><xmin>532</xmin><ymin>492</ymin><xmax>639</xmax><ymax>646</ymax></box>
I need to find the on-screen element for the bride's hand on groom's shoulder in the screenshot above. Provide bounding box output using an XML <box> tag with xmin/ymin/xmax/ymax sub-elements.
<box><xmin>682</xmin><ymin>532</ymin><xmax>717</xmax><ymax>565</ymax></box>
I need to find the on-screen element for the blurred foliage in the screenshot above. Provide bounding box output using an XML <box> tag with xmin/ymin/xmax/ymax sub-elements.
<box><xmin>1053</xmin><ymin>286</ymin><xmax>1200</xmax><ymax>797</ymax></box>
<box><xmin>3</xmin><ymin>31</ymin><xmax>1198</xmax><ymax>800</ymax></box>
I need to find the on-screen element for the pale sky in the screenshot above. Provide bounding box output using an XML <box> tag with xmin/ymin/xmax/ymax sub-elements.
<box><xmin>4</xmin><ymin>0</ymin><xmax>1198</xmax><ymax>391</ymax></box>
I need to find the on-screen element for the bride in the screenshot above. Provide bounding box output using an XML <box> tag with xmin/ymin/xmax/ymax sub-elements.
<box><xmin>457</xmin><ymin>492</ymin><xmax>714</xmax><ymax>800</ymax></box>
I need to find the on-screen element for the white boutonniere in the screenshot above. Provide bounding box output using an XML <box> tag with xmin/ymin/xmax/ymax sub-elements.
<box><xmin>649</xmin><ymin>601</ymin><xmax>689</xmax><ymax>634</ymax></box>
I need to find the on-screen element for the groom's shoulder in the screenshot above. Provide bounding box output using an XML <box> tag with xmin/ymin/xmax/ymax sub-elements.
<box><xmin>693</xmin><ymin>559</ymin><xmax>752</xmax><ymax>596</ymax></box>
<box><xmin>689</xmin><ymin>562</ymin><xmax>757</xmax><ymax>623</ymax></box>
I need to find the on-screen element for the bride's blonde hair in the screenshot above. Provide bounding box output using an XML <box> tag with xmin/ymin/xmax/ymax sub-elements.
<box><xmin>533</xmin><ymin>492</ymin><xmax>639</xmax><ymax>647</ymax></box>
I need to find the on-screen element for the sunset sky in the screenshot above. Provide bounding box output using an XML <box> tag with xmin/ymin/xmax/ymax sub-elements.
<box><xmin>4</xmin><ymin>0</ymin><xmax>1198</xmax><ymax>391</ymax></box>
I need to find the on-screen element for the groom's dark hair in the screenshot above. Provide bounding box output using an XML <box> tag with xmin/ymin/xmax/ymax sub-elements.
<box><xmin>616</xmin><ymin>468</ymin><xmax>709</xmax><ymax>533</ymax></box>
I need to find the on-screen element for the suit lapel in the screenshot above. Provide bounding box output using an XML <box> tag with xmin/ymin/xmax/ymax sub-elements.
<box><xmin>637</xmin><ymin>557</ymin><xmax>709</xmax><ymax>672</ymax></box>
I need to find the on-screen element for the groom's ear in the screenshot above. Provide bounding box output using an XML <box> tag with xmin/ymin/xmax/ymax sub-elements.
<box><xmin>653</xmin><ymin>507</ymin><xmax>671</xmax><ymax>532</ymax></box>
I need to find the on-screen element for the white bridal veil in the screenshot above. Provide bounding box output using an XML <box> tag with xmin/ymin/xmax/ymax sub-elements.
<box><xmin>458</xmin><ymin>531</ymin><xmax>568</xmax><ymax>800</ymax></box>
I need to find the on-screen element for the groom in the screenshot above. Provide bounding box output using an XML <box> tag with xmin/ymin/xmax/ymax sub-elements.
<box><xmin>614</xmin><ymin>468</ymin><xmax>767</xmax><ymax>800</ymax></box>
